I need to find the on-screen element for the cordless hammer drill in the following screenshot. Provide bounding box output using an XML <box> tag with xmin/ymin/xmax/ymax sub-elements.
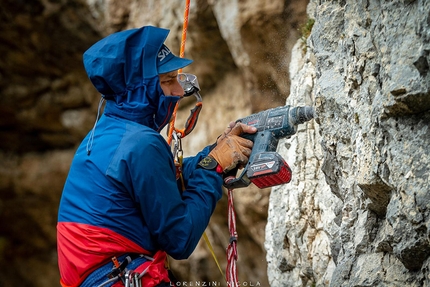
<box><xmin>224</xmin><ymin>105</ymin><xmax>315</xmax><ymax>189</ymax></box>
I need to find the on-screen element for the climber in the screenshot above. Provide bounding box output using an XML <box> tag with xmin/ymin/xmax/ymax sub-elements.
<box><xmin>56</xmin><ymin>25</ymin><xmax>257</xmax><ymax>287</ymax></box>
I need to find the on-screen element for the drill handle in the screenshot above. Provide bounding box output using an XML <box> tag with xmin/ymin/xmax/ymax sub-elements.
<box><xmin>239</xmin><ymin>132</ymin><xmax>256</xmax><ymax>142</ymax></box>
<box><xmin>223</xmin><ymin>166</ymin><xmax>251</xmax><ymax>189</ymax></box>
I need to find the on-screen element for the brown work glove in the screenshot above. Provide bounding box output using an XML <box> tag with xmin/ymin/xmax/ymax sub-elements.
<box><xmin>209</xmin><ymin>122</ymin><xmax>256</xmax><ymax>173</ymax></box>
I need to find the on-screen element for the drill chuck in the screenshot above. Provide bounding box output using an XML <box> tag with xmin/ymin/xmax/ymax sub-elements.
<box><xmin>290</xmin><ymin>106</ymin><xmax>315</xmax><ymax>126</ymax></box>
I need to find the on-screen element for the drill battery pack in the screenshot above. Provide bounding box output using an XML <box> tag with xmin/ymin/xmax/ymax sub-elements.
<box><xmin>247</xmin><ymin>152</ymin><xmax>292</xmax><ymax>189</ymax></box>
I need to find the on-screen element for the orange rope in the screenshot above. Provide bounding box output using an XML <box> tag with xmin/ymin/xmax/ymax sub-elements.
<box><xmin>167</xmin><ymin>0</ymin><xmax>191</xmax><ymax>145</ymax></box>
<box><xmin>179</xmin><ymin>0</ymin><xmax>190</xmax><ymax>70</ymax></box>
<box><xmin>166</xmin><ymin>3</ymin><xmax>225</xmax><ymax>281</ymax></box>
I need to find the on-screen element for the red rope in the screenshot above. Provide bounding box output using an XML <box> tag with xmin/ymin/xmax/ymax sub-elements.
<box><xmin>226</xmin><ymin>186</ymin><xmax>239</xmax><ymax>286</ymax></box>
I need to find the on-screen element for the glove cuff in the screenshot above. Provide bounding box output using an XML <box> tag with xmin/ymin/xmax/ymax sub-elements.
<box><xmin>198</xmin><ymin>156</ymin><xmax>223</xmax><ymax>173</ymax></box>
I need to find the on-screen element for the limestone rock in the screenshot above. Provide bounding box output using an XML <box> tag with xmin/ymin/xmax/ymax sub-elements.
<box><xmin>266</xmin><ymin>0</ymin><xmax>430</xmax><ymax>286</ymax></box>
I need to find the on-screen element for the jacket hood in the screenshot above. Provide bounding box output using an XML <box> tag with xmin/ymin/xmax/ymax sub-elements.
<box><xmin>83</xmin><ymin>26</ymin><xmax>183</xmax><ymax>131</ymax></box>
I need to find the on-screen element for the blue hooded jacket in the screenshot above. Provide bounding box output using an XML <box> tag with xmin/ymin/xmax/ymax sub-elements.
<box><xmin>57</xmin><ymin>26</ymin><xmax>223</xmax><ymax>287</ymax></box>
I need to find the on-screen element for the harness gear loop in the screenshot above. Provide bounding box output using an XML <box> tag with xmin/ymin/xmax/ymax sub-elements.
<box><xmin>98</xmin><ymin>253</ymin><xmax>163</xmax><ymax>287</ymax></box>
<box><xmin>224</xmin><ymin>176</ymin><xmax>239</xmax><ymax>287</ymax></box>
<box><xmin>108</xmin><ymin>254</ymin><xmax>142</xmax><ymax>280</ymax></box>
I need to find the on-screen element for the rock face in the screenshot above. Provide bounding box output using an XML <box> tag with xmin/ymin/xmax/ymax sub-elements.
<box><xmin>266</xmin><ymin>0</ymin><xmax>430</xmax><ymax>286</ymax></box>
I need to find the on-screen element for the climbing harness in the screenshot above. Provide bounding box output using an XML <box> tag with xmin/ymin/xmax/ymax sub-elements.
<box><xmin>97</xmin><ymin>254</ymin><xmax>154</xmax><ymax>287</ymax></box>
<box><xmin>95</xmin><ymin>251</ymin><xmax>171</xmax><ymax>287</ymax></box>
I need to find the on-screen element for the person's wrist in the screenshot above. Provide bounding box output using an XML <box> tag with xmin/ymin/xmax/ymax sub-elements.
<box><xmin>198</xmin><ymin>156</ymin><xmax>223</xmax><ymax>173</ymax></box>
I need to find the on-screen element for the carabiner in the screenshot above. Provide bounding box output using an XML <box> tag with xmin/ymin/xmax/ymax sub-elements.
<box><xmin>172</xmin><ymin>131</ymin><xmax>182</xmax><ymax>160</ymax></box>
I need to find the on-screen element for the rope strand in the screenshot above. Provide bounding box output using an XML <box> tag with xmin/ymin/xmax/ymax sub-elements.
<box><xmin>226</xmin><ymin>180</ymin><xmax>239</xmax><ymax>287</ymax></box>
<box><xmin>167</xmin><ymin>0</ymin><xmax>191</xmax><ymax>145</ymax></box>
